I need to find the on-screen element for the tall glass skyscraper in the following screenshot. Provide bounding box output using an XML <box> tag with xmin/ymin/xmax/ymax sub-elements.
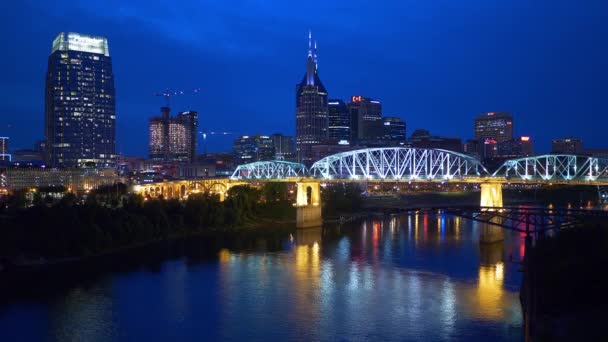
<box><xmin>348</xmin><ymin>96</ymin><xmax>383</xmax><ymax>142</ymax></box>
<box><xmin>474</xmin><ymin>112</ymin><xmax>513</xmax><ymax>143</ymax></box>
<box><xmin>296</xmin><ymin>31</ymin><xmax>328</xmax><ymax>166</ymax></box>
<box><xmin>45</xmin><ymin>32</ymin><xmax>116</xmax><ymax>168</ymax></box>
<box><xmin>328</xmin><ymin>99</ymin><xmax>350</xmax><ymax>141</ymax></box>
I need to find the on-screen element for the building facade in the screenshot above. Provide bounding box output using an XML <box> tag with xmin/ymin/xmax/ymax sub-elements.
<box><xmin>149</xmin><ymin>107</ymin><xmax>198</xmax><ymax>162</ymax></box>
<box><xmin>383</xmin><ymin>117</ymin><xmax>406</xmax><ymax>142</ymax></box>
<box><xmin>4</xmin><ymin>166</ymin><xmax>119</xmax><ymax>192</ymax></box>
<box><xmin>328</xmin><ymin>99</ymin><xmax>350</xmax><ymax>141</ymax></box>
<box><xmin>270</xmin><ymin>133</ymin><xmax>296</xmax><ymax>161</ymax></box>
<box><xmin>45</xmin><ymin>32</ymin><xmax>116</xmax><ymax>168</ymax></box>
<box><xmin>233</xmin><ymin>135</ymin><xmax>275</xmax><ymax>165</ymax></box>
<box><xmin>409</xmin><ymin>129</ymin><xmax>462</xmax><ymax>152</ymax></box>
<box><xmin>296</xmin><ymin>32</ymin><xmax>328</xmax><ymax>166</ymax></box>
<box><xmin>348</xmin><ymin>96</ymin><xmax>383</xmax><ymax>142</ymax></box>
<box><xmin>474</xmin><ymin>112</ymin><xmax>513</xmax><ymax>143</ymax></box>
<box><xmin>0</xmin><ymin>137</ymin><xmax>9</xmax><ymax>161</ymax></box>
<box><xmin>552</xmin><ymin>137</ymin><xmax>583</xmax><ymax>154</ymax></box>
<box><xmin>496</xmin><ymin>136</ymin><xmax>534</xmax><ymax>157</ymax></box>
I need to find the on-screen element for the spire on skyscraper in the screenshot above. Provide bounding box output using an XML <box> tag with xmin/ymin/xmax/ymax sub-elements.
<box><xmin>306</xmin><ymin>30</ymin><xmax>316</xmax><ymax>85</ymax></box>
<box><xmin>313</xmin><ymin>40</ymin><xmax>318</xmax><ymax>71</ymax></box>
<box><xmin>308</xmin><ymin>30</ymin><xmax>313</xmax><ymax>57</ymax></box>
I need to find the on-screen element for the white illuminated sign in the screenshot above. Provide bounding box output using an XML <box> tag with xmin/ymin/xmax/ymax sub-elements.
<box><xmin>52</xmin><ymin>32</ymin><xmax>110</xmax><ymax>56</ymax></box>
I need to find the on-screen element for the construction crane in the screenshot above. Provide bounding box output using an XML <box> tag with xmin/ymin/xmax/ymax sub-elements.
<box><xmin>153</xmin><ymin>88</ymin><xmax>201</xmax><ymax>108</ymax></box>
<box><xmin>200</xmin><ymin>130</ymin><xmax>233</xmax><ymax>155</ymax></box>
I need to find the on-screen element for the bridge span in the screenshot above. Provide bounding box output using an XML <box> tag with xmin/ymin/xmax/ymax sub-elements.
<box><xmin>133</xmin><ymin>147</ymin><xmax>608</xmax><ymax>229</ymax></box>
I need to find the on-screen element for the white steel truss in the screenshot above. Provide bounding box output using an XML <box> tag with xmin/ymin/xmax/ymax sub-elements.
<box><xmin>493</xmin><ymin>154</ymin><xmax>608</xmax><ymax>182</ymax></box>
<box><xmin>309</xmin><ymin>148</ymin><xmax>488</xmax><ymax>180</ymax></box>
<box><xmin>230</xmin><ymin>160</ymin><xmax>308</xmax><ymax>180</ymax></box>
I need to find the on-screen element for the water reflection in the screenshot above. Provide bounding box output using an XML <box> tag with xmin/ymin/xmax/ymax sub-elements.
<box><xmin>212</xmin><ymin>215</ymin><xmax>522</xmax><ymax>340</ymax></box>
<box><xmin>1</xmin><ymin>214</ymin><xmax>524</xmax><ymax>341</ymax></box>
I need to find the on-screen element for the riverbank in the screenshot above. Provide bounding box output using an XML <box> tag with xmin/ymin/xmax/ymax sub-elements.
<box><xmin>522</xmin><ymin>225</ymin><xmax>608</xmax><ymax>340</ymax></box>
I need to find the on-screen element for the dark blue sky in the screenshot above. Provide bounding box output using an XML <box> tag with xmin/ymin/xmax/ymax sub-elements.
<box><xmin>1</xmin><ymin>0</ymin><xmax>606</xmax><ymax>156</ymax></box>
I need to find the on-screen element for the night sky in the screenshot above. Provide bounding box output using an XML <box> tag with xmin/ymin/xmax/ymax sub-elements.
<box><xmin>1</xmin><ymin>0</ymin><xmax>606</xmax><ymax>156</ymax></box>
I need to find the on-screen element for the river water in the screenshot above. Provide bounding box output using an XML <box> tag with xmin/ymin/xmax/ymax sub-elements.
<box><xmin>0</xmin><ymin>214</ymin><xmax>524</xmax><ymax>341</ymax></box>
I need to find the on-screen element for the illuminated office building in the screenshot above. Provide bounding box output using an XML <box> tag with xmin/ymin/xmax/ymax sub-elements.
<box><xmin>271</xmin><ymin>133</ymin><xmax>296</xmax><ymax>161</ymax></box>
<box><xmin>474</xmin><ymin>112</ymin><xmax>513</xmax><ymax>143</ymax></box>
<box><xmin>149</xmin><ymin>107</ymin><xmax>198</xmax><ymax>162</ymax></box>
<box><xmin>496</xmin><ymin>136</ymin><xmax>534</xmax><ymax>157</ymax></box>
<box><xmin>348</xmin><ymin>96</ymin><xmax>383</xmax><ymax>142</ymax></box>
<box><xmin>0</xmin><ymin>137</ymin><xmax>9</xmax><ymax>161</ymax></box>
<box><xmin>233</xmin><ymin>135</ymin><xmax>275</xmax><ymax>164</ymax></box>
<box><xmin>177</xmin><ymin>111</ymin><xmax>198</xmax><ymax>162</ymax></box>
<box><xmin>296</xmin><ymin>31</ymin><xmax>328</xmax><ymax>166</ymax></box>
<box><xmin>383</xmin><ymin>117</ymin><xmax>406</xmax><ymax>142</ymax></box>
<box><xmin>328</xmin><ymin>99</ymin><xmax>350</xmax><ymax>141</ymax></box>
<box><xmin>552</xmin><ymin>137</ymin><xmax>583</xmax><ymax>154</ymax></box>
<box><xmin>45</xmin><ymin>32</ymin><xmax>116</xmax><ymax>168</ymax></box>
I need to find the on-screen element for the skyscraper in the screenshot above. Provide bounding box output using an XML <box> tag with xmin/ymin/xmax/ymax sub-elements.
<box><xmin>552</xmin><ymin>137</ymin><xmax>583</xmax><ymax>154</ymax></box>
<box><xmin>270</xmin><ymin>133</ymin><xmax>296</xmax><ymax>161</ymax></box>
<box><xmin>45</xmin><ymin>32</ymin><xmax>116</xmax><ymax>168</ymax></box>
<box><xmin>177</xmin><ymin>111</ymin><xmax>198</xmax><ymax>162</ymax></box>
<box><xmin>296</xmin><ymin>31</ymin><xmax>328</xmax><ymax>166</ymax></box>
<box><xmin>474</xmin><ymin>112</ymin><xmax>513</xmax><ymax>143</ymax></box>
<box><xmin>328</xmin><ymin>99</ymin><xmax>350</xmax><ymax>141</ymax></box>
<box><xmin>149</xmin><ymin>107</ymin><xmax>198</xmax><ymax>162</ymax></box>
<box><xmin>348</xmin><ymin>96</ymin><xmax>383</xmax><ymax>142</ymax></box>
<box><xmin>383</xmin><ymin>117</ymin><xmax>407</xmax><ymax>142</ymax></box>
<box><xmin>0</xmin><ymin>137</ymin><xmax>9</xmax><ymax>161</ymax></box>
<box><xmin>233</xmin><ymin>135</ymin><xmax>275</xmax><ymax>164</ymax></box>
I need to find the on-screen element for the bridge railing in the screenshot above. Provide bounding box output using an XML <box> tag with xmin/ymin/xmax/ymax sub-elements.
<box><xmin>493</xmin><ymin>154</ymin><xmax>608</xmax><ymax>182</ymax></box>
<box><xmin>230</xmin><ymin>160</ymin><xmax>308</xmax><ymax>180</ymax></box>
<box><xmin>310</xmin><ymin>147</ymin><xmax>489</xmax><ymax>180</ymax></box>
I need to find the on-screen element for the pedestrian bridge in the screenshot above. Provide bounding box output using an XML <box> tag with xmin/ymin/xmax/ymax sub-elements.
<box><xmin>134</xmin><ymin>147</ymin><xmax>608</xmax><ymax>229</ymax></box>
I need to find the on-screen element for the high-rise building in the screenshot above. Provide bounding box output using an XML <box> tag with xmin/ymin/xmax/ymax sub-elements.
<box><xmin>233</xmin><ymin>135</ymin><xmax>275</xmax><ymax>165</ymax></box>
<box><xmin>270</xmin><ymin>133</ymin><xmax>296</xmax><ymax>161</ymax></box>
<box><xmin>328</xmin><ymin>99</ymin><xmax>350</xmax><ymax>141</ymax></box>
<box><xmin>149</xmin><ymin>107</ymin><xmax>198</xmax><ymax>162</ymax></box>
<box><xmin>45</xmin><ymin>32</ymin><xmax>116</xmax><ymax>168</ymax></box>
<box><xmin>296</xmin><ymin>32</ymin><xmax>328</xmax><ymax>166</ymax></box>
<box><xmin>383</xmin><ymin>117</ymin><xmax>406</xmax><ymax>142</ymax></box>
<box><xmin>474</xmin><ymin>112</ymin><xmax>513</xmax><ymax>143</ymax></box>
<box><xmin>497</xmin><ymin>136</ymin><xmax>534</xmax><ymax>157</ymax></box>
<box><xmin>552</xmin><ymin>137</ymin><xmax>583</xmax><ymax>154</ymax></box>
<box><xmin>176</xmin><ymin>111</ymin><xmax>198</xmax><ymax>162</ymax></box>
<box><xmin>409</xmin><ymin>129</ymin><xmax>462</xmax><ymax>152</ymax></box>
<box><xmin>348</xmin><ymin>96</ymin><xmax>383</xmax><ymax>142</ymax></box>
<box><xmin>0</xmin><ymin>137</ymin><xmax>9</xmax><ymax>161</ymax></box>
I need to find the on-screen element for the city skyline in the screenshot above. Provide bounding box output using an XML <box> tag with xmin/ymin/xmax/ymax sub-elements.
<box><xmin>1</xmin><ymin>1</ymin><xmax>607</xmax><ymax>156</ymax></box>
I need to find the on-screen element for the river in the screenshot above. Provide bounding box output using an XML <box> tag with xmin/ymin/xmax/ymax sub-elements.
<box><xmin>0</xmin><ymin>213</ymin><xmax>524</xmax><ymax>341</ymax></box>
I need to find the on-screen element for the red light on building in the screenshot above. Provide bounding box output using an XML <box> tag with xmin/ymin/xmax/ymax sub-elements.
<box><xmin>352</xmin><ymin>95</ymin><xmax>362</xmax><ymax>102</ymax></box>
<box><xmin>484</xmin><ymin>139</ymin><xmax>497</xmax><ymax>144</ymax></box>
<box><xmin>507</xmin><ymin>121</ymin><xmax>512</xmax><ymax>125</ymax></box>
<box><xmin>488</xmin><ymin>112</ymin><xmax>495</xmax><ymax>116</ymax></box>
<box><xmin>520</xmin><ymin>136</ymin><xmax>530</xmax><ymax>142</ymax></box>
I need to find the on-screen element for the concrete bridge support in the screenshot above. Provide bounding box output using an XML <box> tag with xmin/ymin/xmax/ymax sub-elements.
<box><xmin>296</xmin><ymin>181</ymin><xmax>323</xmax><ymax>229</ymax></box>
<box><xmin>480</xmin><ymin>182</ymin><xmax>503</xmax><ymax>208</ymax></box>
<box><xmin>480</xmin><ymin>182</ymin><xmax>505</xmax><ymax>243</ymax></box>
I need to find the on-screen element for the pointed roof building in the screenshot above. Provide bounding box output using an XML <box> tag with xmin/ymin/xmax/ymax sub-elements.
<box><xmin>296</xmin><ymin>31</ymin><xmax>329</xmax><ymax>166</ymax></box>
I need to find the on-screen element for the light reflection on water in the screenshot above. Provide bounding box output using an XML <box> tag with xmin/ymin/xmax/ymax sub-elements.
<box><xmin>0</xmin><ymin>213</ymin><xmax>524</xmax><ymax>341</ymax></box>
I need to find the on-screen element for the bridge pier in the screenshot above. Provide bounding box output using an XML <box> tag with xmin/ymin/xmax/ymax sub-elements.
<box><xmin>480</xmin><ymin>182</ymin><xmax>503</xmax><ymax>208</ymax></box>
<box><xmin>295</xmin><ymin>181</ymin><xmax>323</xmax><ymax>229</ymax></box>
<box><xmin>479</xmin><ymin>182</ymin><xmax>505</xmax><ymax>243</ymax></box>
